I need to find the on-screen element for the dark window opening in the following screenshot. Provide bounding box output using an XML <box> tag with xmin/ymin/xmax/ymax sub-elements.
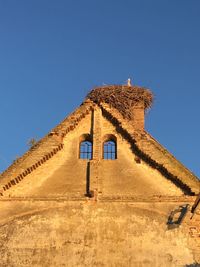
<box><xmin>103</xmin><ymin>140</ymin><xmax>116</xmax><ymax>160</ymax></box>
<box><xmin>80</xmin><ymin>141</ymin><xmax>92</xmax><ymax>160</ymax></box>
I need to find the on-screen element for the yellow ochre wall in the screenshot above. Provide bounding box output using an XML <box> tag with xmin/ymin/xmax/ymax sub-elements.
<box><xmin>0</xmin><ymin>105</ymin><xmax>199</xmax><ymax>267</ymax></box>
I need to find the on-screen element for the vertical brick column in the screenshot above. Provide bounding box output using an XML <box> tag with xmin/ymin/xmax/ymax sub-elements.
<box><xmin>90</xmin><ymin>107</ymin><xmax>102</xmax><ymax>199</ymax></box>
<box><xmin>131</xmin><ymin>102</ymin><xmax>145</xmax><ymax>130</ymax></box>
<box><xmin>92</xmin><ymin>107</ymin><xmax>102</xmax><ymax>160</ymax></box>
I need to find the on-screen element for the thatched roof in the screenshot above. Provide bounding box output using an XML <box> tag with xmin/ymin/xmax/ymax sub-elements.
<box><xmin>86</xmin><ymin>85</ymin><xmax>153</xmax><ymax>119</ymax></box>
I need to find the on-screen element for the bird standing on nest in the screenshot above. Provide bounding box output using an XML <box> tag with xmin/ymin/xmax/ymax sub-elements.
<box><xmin>127</xmin><ymin>78</ymin><xmax>131</xmax><ymax>87</ymax></box>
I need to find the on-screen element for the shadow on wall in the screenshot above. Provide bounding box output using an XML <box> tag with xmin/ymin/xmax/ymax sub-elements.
<box><xmin>185</xmin><ymin>263</ymin><xmax>200</xmax><ymax>267</ymax></box>
<box><xmin>167</xmin><ymin>204</ymin><xmax>189</xmax><ymax>230</ymax></box>
<box><xmin>85</xmin><ymin>161</ymin><xmax>94</xmax><ymax>198</ymax></box>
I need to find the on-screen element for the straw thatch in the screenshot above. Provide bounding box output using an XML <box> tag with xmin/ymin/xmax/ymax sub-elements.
<box><xmin>86</xmin><ymin>85</ymin><xmax>153</xmax><ymax>119</ymax></box>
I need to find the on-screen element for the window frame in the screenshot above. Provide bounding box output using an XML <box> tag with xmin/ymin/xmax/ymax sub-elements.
<box><xmin>79</xmin><ymin>134</ymin><xmax>93</xmax><ymax>160</ymax></box>
<box><xmin>102</xmin><ymin>135</ymin><xmax>117</xmax><ymax>160</ymax></box>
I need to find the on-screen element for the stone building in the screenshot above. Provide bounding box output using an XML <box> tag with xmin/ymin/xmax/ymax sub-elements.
<box><xmin>0</xmin><ymin>85</ymin><xmax>199</xmax><ymax>267</ymax></box>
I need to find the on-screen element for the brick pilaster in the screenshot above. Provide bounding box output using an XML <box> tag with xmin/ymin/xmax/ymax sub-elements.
<box><xmin>90</xmin><ymin>107</ymin><xmax>102</xmax><ymax>199</ymax></box>
<box><xmin>131</xmin><ymin>102</ymin><xmax>145</xmax><ymax>130</ymax></box>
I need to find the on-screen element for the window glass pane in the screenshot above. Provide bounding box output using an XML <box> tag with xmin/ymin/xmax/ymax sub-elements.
<box><xmin>80</xmin><ymin>145</ymin><xmax>85</xmax><ymax>152</ymax></box>
<box><xmin>103</xmin><ymin>140</ymin><xmax>116</xmax><ymax>160</ymax></box>
<box><xmin>80</xmin><ymin>141</ymin><xmax>92</xmax><ymax>160</ymax></box>
<box><xmin>88</xmin><ymin>145</ymin><xmax>92</xmax><ymax>153</ymax></box>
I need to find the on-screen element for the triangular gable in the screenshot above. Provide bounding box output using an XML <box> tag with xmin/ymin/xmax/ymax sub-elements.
<box><xmin>0</xmin><ymin>99</ymin><xmax>199</xmax><ymax>197</ymax></box>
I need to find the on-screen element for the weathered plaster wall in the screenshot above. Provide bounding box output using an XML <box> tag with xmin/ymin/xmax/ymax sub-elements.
<box><xmin>2</xmin><ymin>112</ymin><xmax>92</xmax><ymax>198</ymax></box>
<box><xmin>3</xmin><ymin>108</ymin><xmax>184</xmax><ymax>198</ymax></box>
<box><xmin>0</xmin><ymin>105</ymin><xmax>199</xmax><ymax>266</ymax></box>
<box><xmin>0</xmin><ymin>200</ymin><xmax>199</xmax><ymax>267</ymax></box>
<box><xmin>99</xmin><ymin>114</ymin><xmax>183</xmax><ymax>196</ymax></box>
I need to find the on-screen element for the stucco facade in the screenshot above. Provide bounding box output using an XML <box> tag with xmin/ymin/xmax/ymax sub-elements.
<box><xmin>0</xmin><ymin>85</ymin><xmax>199</xmax><ymax>266</ymax></box>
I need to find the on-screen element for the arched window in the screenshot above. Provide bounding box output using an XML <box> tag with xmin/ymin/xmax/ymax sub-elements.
<box><xmin>80</xmin><ymin>140</ymin><xmax>92</xmax><ymax>160</ymax></box>
<box><xmin>103</xmin><ymin>140</ymin><xmax>117</xmax><ymax>160</ymax></box>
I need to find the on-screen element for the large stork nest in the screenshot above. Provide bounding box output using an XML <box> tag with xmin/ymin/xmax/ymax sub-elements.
<box><xmin>86</xmin><ymin>85</ymin><xmax>154</xmax><ymax>119</ymax></box>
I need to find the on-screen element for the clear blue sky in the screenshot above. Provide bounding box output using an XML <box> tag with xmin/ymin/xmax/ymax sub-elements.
<box><xmin>0</xmin><ymin>0</ymin><xmax>200</xmax><ymax>177</ymax></box>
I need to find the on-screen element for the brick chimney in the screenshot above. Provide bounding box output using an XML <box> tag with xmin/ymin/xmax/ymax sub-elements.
<box><xmin>86</xmin><ymin>84</ymin><xmax>152</xmax><ymax>132</ymax></box>
<box><xmin>131</xmin><ymin>101</ymin><xmax>145</xmax><ymax>131</ymax></box>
